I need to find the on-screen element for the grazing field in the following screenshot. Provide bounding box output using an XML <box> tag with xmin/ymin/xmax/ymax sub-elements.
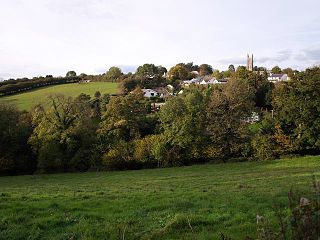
<box><xmin>0</xmin><ymin>82</ymin><xmax>119</xmax><ymax>110</ymax></box>
<box><xmin>0</xmin><ymin>156</ymin><xmax>319</xmax><ymax>240</ymax></box>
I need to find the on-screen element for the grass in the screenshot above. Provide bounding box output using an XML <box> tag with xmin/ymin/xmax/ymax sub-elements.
<box><xmin>0</xmin><ymin>156</ymin><xmax>320</xmax><ymax>239</ymax></box>
<box><xmin>0</xmin><ymin>82</ymin><xmax>119</xmax><ymax>111</ymax></box>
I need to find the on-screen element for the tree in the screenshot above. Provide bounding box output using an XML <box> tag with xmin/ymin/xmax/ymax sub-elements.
<box><xmin>66</xmin><ymin>71</ymin><xmax>77</xmax><ymax>77</ymax></box>
<box><xmin>206</xmin><ymin>78</ymin><xmax>255</xmax><ymax>161</ymax></box>
<box><xmin>0</xmin><ymin>104</ymin><xmax>35</xmax><ymax>175</ymax></box>
<box><xmin>29</xmin><ymin>95</ymin><xmax>98</xmax><ymax>172</ymax></box>
<box><xmin>228</xmin><ymin>64</ymin><xmax>235</xmax><ymax>73</ymax></box>
<box><xmin>158</xmin><ymin>91</ymin><xmax>208</xmax><ymax>164</ymax></box>
<box><xmin>199</xmin><ymin>64</ymin><xmax>213</xmax><ymax>76</ymax></box>
<box><xmin>272</xmin><ymin>67</ymin><xmax>320</xmax><ymax>153</ymax></box>
<box><xmin>282</xmin><ymin>68</ymin><xmax>294</xmax><ymax>78</ymax></box>
<box><xmin>105</xmin><ymin>67</ymin><xmax>123</xmax><ymax>82</ymax></box>
<box><xmin>246</xmin><ymin>71</ymin><xmax>274</xmax><ymax>108</ymax></box>
<box><xmin>234</xmin><ymin>66</ymin><xmax>249</xmax><ymax>79</ymax></box>
<box><xmin>212</xmin><ymin>70</ymin><xmax>223</xmax><ymax>79</ymax></box>
<box><xmin>98</xmin><ymin>90</ymin><xmax>147</xmax><ymax>146</ymax></box>
<box><xmin>271</xmin><ymin>66</ymin><xmax>282</xmax><ymax>74</ymax></box>
<box><xmin>136</xmin><ymin>64</ymin><xmax>163</xmax><ymax>78</ymax></box>
<box><xmin>168</xmin><ymin>64</ymin><xmax>189</xmax><ymax>81</ymax></box>
<box><xmin>94</xmin><ymin>91</ymin><xmax>101</xmax><ymax>99</ymax></box>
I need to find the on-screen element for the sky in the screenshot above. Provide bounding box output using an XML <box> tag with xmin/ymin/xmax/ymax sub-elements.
<box><xmin>0</xmin><ymin>0</ymin><xmax>320</xmax><ymax>79</ymax></box>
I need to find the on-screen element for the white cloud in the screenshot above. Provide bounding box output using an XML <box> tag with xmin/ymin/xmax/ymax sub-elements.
<box><xmin>0</xmin><ymin>0</ymin><xmax>320</xmax><ymax>79</ymax></box>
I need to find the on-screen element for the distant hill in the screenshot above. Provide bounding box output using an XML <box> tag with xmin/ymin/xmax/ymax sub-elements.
<box><xmin>0</xmin><ymin>82</ymin><xmax>119</xmax><ymax>111</ymax></box>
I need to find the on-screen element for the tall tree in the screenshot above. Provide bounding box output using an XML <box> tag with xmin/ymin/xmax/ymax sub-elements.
<box><xmin>168</xmin><ymin>64</ymin><xmax>189</xmax><ymax>81</ymax></box>
<box><xmin>271</xmin><ymin>66</ymin><xmax>282</xmax><ymax>74</ymax></box>
<box><xmin>199</xmin><ymin>64</ymin><xmax>213</xmax><ymax>76</ymax></box>
<box><xmin>0</xmin><ymin>104</ymin><xmax>35</xmax><ymax>175</ymax></box>
<box><xmin>66</xmin><ymin>71</ymin><xmax>77</xmax><ymax>77</ymax></box>
<box><xmin>272</xmin><ymin>67</ymin><xmax>320</xmax><ymax>152</ymax></box>
<box><xmin>29</xmin><ymin>95</ymin><xmax>97</xmax><ymax>172</ymax></box>
<box><xmin>136</xmin><ymin>64</ymin><xmax>163</xmax><ymax>78</ymax></box>
<box><xmin>105</xmin><ymin>66</ymin><xmax>123</xmax><ymax>82</ymax></box>
<box><xmin>228</xmin><ymin>64</ymin><xmax>235</xmax><ymax>73</ymax></box>
<box><xmin>206</xmin><ymin>78</ymin><xmax>255</xmax><ymax>161</ymax></box>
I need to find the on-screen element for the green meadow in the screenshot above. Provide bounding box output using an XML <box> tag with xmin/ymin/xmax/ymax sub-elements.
<box><xmin>0</xmin><ymin>82</ymin><xmax>119</xmax><ymax>111</ymax></box>
<box><xmin>1</xmin><ymin>156</ymin><xmax>319</xmax><ymax>239</ymax></box>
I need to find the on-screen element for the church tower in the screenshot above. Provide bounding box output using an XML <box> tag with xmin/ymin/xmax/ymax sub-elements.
<box><xmin>246</xmin><ymin>54</ymin><xmax>253</xmax><ymax>71</ymax></box>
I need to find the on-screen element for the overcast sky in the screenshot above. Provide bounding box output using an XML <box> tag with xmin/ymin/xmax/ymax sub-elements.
<box><xmin>0</xmin><ymin>0</ymin><xmax>320</xmax><ymax>79</ymax></box>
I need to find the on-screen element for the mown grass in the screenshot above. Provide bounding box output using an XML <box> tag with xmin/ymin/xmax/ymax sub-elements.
<box><xmin>0</xmin><ymin>156</ymin><xmax>319</xmax><ymax>239</ymax></box>
<box><xmin>0</xmin><ymin>82</ymin><xmax>119</xmax><ymax>110</ymax></box>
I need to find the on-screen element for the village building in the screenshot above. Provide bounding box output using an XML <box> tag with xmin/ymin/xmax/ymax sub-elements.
<box><xmin>267</xmin><ymin>73</ymin><xmax>290</xmax><ymax>82</ymax></box>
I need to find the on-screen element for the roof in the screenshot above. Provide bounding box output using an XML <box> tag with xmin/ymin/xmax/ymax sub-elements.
<box><xmin>142</xmin><ymin>89</ymin><xmax>158</xmax><ymax>93</ymax></box>
<box><xmin>269</xmin><ymin>74</ymin><xmax>286</xmax><ymax>78</ymax></box>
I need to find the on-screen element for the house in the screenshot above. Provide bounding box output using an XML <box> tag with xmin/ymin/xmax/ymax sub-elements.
<box><xmin>182</xmin><ymin>77</ymin><xmax>201</xmax><ymax>86</ymax></box>
<box><xmin>141</xmin><ymin>88</ymin><xmax>170</xmax><ymax>99</ymax></box>
<box><xmin>267</xmin><ymin>73</ymin><xmax>290</xmax><ymax>83</ymax></box>
<box><xmin>200</xmin><ymin>79</ymin><xmax>207</xmax><ymax>85</ymax></box>
<box><xmin>142</xmin><ymin>89</ymin><xmax>159</xmax><ymax>98</ymax></box>
<box><xmin>154</xmin><ymin>87</ymin><xmax>171</xmax><ymax>98</ymax></box>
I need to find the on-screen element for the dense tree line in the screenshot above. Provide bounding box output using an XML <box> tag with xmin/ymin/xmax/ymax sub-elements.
<box><xmin>1</xmin><ymin>65</ymin><xmax>319</xmax><ymax>176</ymax></box>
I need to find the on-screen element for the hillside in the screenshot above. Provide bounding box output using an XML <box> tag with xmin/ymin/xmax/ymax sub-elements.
<box><xmin>0</xmin><ymin>82</ymin><xmax>119</xmax><ymax>110</ymax></box>
<box><xmin>0</xmin><ymin>156</ymin><xmax>319</xmax><ymax>239</ymax></box>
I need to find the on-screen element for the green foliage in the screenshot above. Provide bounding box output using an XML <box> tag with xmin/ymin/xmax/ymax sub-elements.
<box><xmin>0</xmin><ymin>104</ymin><xmax>35</xmax><ymax>175</ymax></box>
<box><xmin>158</xmin><ymin>91</ymin><xmax>208</xmax><ymax>163</ymax></box>
<box><xmin>98</xmin><ymin>90</ymin><xmax>147</xmax><ymax>148</ymax></box>
<box><xmin>273</xmin><ymin>67</ymin><xmax>320</xmax><ymax>153</ymax></box>
<box><xmin>206</xmin><ymin>78</ymin><xmax>255</xmax><ymax>161</ymax></box>
<box><xmin>105</xmin><ymin>66</ymin><xmax>123</xmax><ymax>82</ymax></box>
<box><xmin>228</xmin><ymin>64</ymin><xmax>235</xmax><ymax>72</ymax></box>
<box><xmin>101</xmin><ymin>141</ymin><xmax>137</xmax><ymax>170</ymax></box>
<box><xmin>136</xmin><ymin>64</ymin><xmax>166</xmax><ymax>78</ymax></box>
<box><xmin>168</xmin><ymin>64</ymin><xmax>189</xmax><ymax>81</ymax></box>
<box><xmin>245</xmin><ymin>71</ymin><xmax>274</xmax><ymax>108</ymax></box>
<box><xmin>271</xmin><ymin>66</ymin><xmax>282</xmax><ymax>74</ymax></box>
<box><xmin>94</xmin><ymin>91</ymin><xmax>101</xmax><ymax>99</ymax></box>
<box><xmin>133</xmin><ymin>135</ymin><xmax>160</xmax><ymax>167</ymax></box>
<box><xmin>199</xmin><ymin>64</ymin><xmax>213</xmax><ymax>76</ymax></box>
<box><xmin>29</xmin><ymin>95</ymin><xmax>98</xmax><ymax>172</ymax></box>
<box><xmin>66</xmin><ymin>70</ymin><xmax>77</xmax><ymax>77</ymax></box>
<box><xmin>234</xmin><ymin>66</ymin><xmax>249</xmax><ymax>79</ymax></box>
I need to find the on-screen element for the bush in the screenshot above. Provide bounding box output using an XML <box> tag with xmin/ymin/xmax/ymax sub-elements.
<box><xmin>134</xmin><ymin>135</ymin><xmax>159</xmax><ymax>168</ymax></box>
<box><xmin>102</xmin><ymin>141</ymin><xmax>138</xmax><ymax>170</ymax></box>
<box><xmin>252</xmin><ymin>135</ymin><xmax>278</xmax><ymax>160</ymax></box>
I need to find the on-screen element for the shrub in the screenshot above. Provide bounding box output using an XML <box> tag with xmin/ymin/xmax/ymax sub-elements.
<box><xmin>134</xmin><ymin>135</ymin><xmax>159</xmax><ymax>168</ymax></box>
<box><xmin>102</xmin><ymin>141</ymin><xmax>138</xmax><ymax>170</ymax></box>
<box><xmin>252</xmin><ymin>135</ymin><xmax>278</xmax><ymax>160</ymax></box>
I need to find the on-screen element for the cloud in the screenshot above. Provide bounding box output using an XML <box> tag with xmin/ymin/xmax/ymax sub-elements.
<box><xmin>95</xmin><ymin>65</ymin><xmax>138</xmax><ymax>74</ymax></box>
<box><xmin>295</xmin><ymin>46</ymin><xmax>320</xmax><ymax>62</ymax></box>
<box><xmin>256</xmin><ymin>50</ymin><xmax>293</xmax><ymax>64</ymax></box>
<box><xmin>217</xmin><ymin>57</ymin><xmax>245</xmax><ymax>65</ymax></box>
<box><xmin>46</xmin><ymin>0</ymin><xmax>128</xmax><ymax>20</ymax></box>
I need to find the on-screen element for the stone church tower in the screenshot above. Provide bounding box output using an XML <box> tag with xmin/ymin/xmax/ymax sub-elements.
<box><xmin>246</xmin><ymin>54</ymin><xmax>253</xmax><ymax>71</ymax></box>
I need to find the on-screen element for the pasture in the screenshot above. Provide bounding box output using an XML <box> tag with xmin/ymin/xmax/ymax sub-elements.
<box><xmin>0</xmin><ymin>82</ymin><xmax>119</xmax><ymax>110</ymax></box>
<box><xmin>0</xmin><ymin>156</ymin><xmax>319</xmax><ymax>239</ymax></box>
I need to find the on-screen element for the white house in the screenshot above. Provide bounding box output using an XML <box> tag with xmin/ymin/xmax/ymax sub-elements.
<box><xmin>141</xmin><ymin>88</ymin><xmax>170</xmax><ymax>98</ymax></box>
<box><xmin>182</xmin><ymin>78</ymin><xmax>201</xmax><ymax>86</ymax></box>
<box><xmin>141</xmin><ymin>89</ymin><xmax>160</xmax><ymax>98</ymax></box>
<box><xmin>268</xmin><ymin>74</ymin><xmax>290</xmax><ymax>83</ymax></box>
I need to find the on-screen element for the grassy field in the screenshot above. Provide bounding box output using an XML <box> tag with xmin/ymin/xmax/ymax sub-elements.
<box><xmin>1</xmin><ymin>156</ymin><xmax>319</xmax><ymax>239</ymax></box>
<box><xmin>0</xmin><ymin>82</ymin><xmax>119</xmax><ymax>111</ymax></box>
